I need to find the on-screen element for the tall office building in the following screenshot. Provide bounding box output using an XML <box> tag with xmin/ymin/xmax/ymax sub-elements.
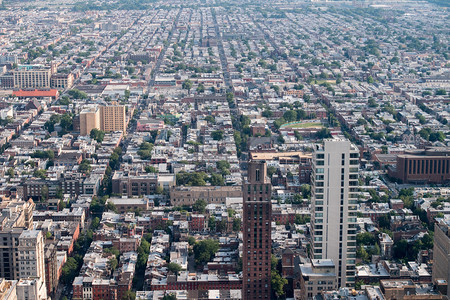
<box><xmin>242</xmin><ymin>160</ymin><xmax>272</xmax><ymax>300</ymax></box>
<box><xmin>311</xmin><ymin>138</ymin><xmax>359</xmax><ymax>287</ymax></box>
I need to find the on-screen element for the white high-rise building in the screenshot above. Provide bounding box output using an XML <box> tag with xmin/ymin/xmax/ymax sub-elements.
<box><xmin>18</xmin><ymin>230</ymin><xmax>46</xmax><ymax>282</ymax></box>
<box><xmin>311</xmin><ymin>138</ymin><xmax>359</xmax><ymax>287</ymax></box>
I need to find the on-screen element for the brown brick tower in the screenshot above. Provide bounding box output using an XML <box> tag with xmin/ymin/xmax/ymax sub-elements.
<box><xmin>242</xmin><ymin>160</ymin><xmax>272</xmax><ymax>300</ymax></box>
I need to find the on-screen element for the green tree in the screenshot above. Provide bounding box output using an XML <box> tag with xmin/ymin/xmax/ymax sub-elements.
<box><xmin>145</xmin><ymin>165</ymin><xmax>158</xmax><ymax>173</ymax></box>
<box><xmin>188</xmin><ymin>236</ymin><xmax>196</xmax><ymax>245</ymax></box>
<box><xmin>106</xmin><ymin>202</ymin><xmax>118</xmax><ymax>213</ymax></box>
<box><xmin>121</xmin><ymin>290</ymin><xmax>136</xmax><ymax>300</ymax></box>
<box><xmin>176</xmin><ymin>172</ymin><xmax>208</xmax><ymax>186</ymax></box>
<box><xmin>59</xmin><ymin>96</ymin><xmax>71</xmax><ymax>105</ymax></box>
<box><xmin>357</xmin><ymin>246</ymin><xmax>370</xmax><ymax>262</ymax></box>
<box><xmin>294</xmin><ymin>214</ymin><xmax>310</xmax><ymax>225</ymax></box>
<box><xmin>356</xmin><ymin>232</ymin><xmax>376</xmax><ymax>246</ymax></box>
<box><xmin>6</xmin><ymin>168</ymin><xmax>14</xmax><ymax>178</ymax></box>
<box><xmin>193</xmin><ymin>239</ymin><xmax>219</xmax><ymax>266</ymax></box>
<box><xmin>193</xmin><ymin>199</ymin><xmax>207</xmax><ymax>213</ymax></box>
<box><xmin>124</xmin><ymin>89</ymin><xmax>130</xmax><ymax>100</ymax></box>
<box><xmin>208</xmin><ymin>216</ymin><xmax>216</xmax><ymax>231</ymax></box>
<box><xmin>215</xmin><ymin>219</ymin><xmax>227</xmax><ymax>232</ymax></box>
<box><xmin>300</xmin><ymin>184</ymin><xmax>311</xmax><ymax>199</ymax></box>
<box><xmin>211</xmin><ymin>130</ymin><xmax>224</xmax><ymax>141</ymax></box>
<box><xmin>205</xmin><ymin>115</ymin><xmax>215</xmax><ymax>124</ymax></box>
<box><xmin>162</xmin><ymin>294</ymin><xmax>176</xmax><ymax>300</ymax></box>
<box><xmin>167</xmin><ymin>262</ymin><xmax>182</xmax><ymax>275</ymax></box>
<box><xmin>393</xmin><ymin>239</ymin><xmax>408</xmax><ymax>259</ymax></box>
<box><xmin>209</xmin><ymin>173</ymin><xmax>225</xmax><ymax>186</ymax></box>
<box><xmin>90</xmin><ymin>128</ymin><xmax>105</xmax><ymax>143</ymax></box>
<box><xmin>226</xmin><ymin>92</ymin><xmax>234</xmax><ymax>105</ymax></box>
<box><xmin>436</xmin><ymin>89</ymin><xmax>446</xmax><ymax>96</ymax></box>
<box><xmin>196</xmin><ymin>83</ymin><xmax>205</xmax><ymax>94</ymax></box>
<box><xmin>368</xmin><ymin>98</ymin><xmax>378</xmax><ymax>108</ymax></box>
<box><xmin>267</xmin><ymin>166</ymin><xmax>277</xmax><ymax>178</ymax></box>
<box><xmin>232</xmin><ymin>218</ymin><xmax>241</xmax><ymax>232</ymax></box>
<box><xmin>315</xmin><ymin>128</ymin><xmax>331</xmax><ymax>139</ymax></box>
<box><xmin>79</xmin><ymin>159</ymin><xmax>92</xmax><ymax>175</ymax></box>
<box><xmin>155</xmin><ymin>186</ymin><xmax>164</xmax><ymax>195</ymax></box>
<box><xmin>429</xmin><ymin>131</ymin><xmax>445</xmax><ymax>142</ymax></box>
<box><xmin>271</xmin><ymin>270</ymin><xmax>288</xmax><ymax>298</ymax></box>
<box><xmin>34</xmin><ymin>169</ymin><xmax>47</xmax><ymax>179</ymax></box>
<box><xmin>262</xmin><ymin>110</ymin><xmax>273</xmax><ymax>118</ymax></box>
<box><xmin>60</xmin><ymin>257</ymin><xmax>79</xmax><ymax>284</ymax></box>
<box><xmin>182</xmin><ymin>79</ymin><xmax>192</xmax><ymax>94</ymax></box>
<box><xmin>283</xmin><ymin>110</ymin><xmax>297</xmax><ymax>122</ymax></box>
<box><xmin>67</xmin><ymin>88</ymin><xmax>88</xmax><ymax>99</ymax></box>
<box><xmin>216</xmin><ymin>160</ymin><xmax>230</xmax><ymax>172</ymax></box>
<box><xmin>91</xmin><ymin>217</ymin><xmax>100</xmax><ymax>230</ymax></box>
<box><xmin>59</xmin><ymin>113</ymin><xmax>74</xmax><ymax>134</ymax></box>
<box><xmin>108</xmin><ymin>257</ymin><xmax>118</xmax><ymax>272</ymax></box>
<box><xmin>137</xmin><ymin>142</ymin><xmax>153</xmax><ymax>160</ymax></box>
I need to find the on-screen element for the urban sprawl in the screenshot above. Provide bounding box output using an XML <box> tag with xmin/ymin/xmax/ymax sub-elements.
<box><xmin>0</xmin><ymin>0</ymin><xmax>449</xmax><ymax>299</ymax></box>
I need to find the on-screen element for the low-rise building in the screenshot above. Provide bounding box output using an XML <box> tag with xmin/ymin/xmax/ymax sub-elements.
<box><xmin>299</xmin><ymin>259</ymin><xmax>338</xmax><ymax>300</ymax></box>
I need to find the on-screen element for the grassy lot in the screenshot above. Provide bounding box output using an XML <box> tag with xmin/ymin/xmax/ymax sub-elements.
<box><xmin>283</xmin><ymin>122</ymin><xmax>323</xmax><ymax>129</ymax></box>
<box><xmin>315</xmin><ymin>80</ymin><xmax>337</xmax><ymax>85</ymax></box>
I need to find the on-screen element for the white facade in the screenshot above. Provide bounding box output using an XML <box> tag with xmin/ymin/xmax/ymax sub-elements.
<box><xmin>311</xmin><ymin>138</ymin><xmax>359</xmax><ymax>287</ymax></box>
<box><xmin>18</xmin><ymin>230</ymin><xmax>46</xmax><ymax>282</ymax></box>
<box><xmin>16</xmin><ymin>278</ymin><xmax>47</xmax><ymax>300</ymax></box>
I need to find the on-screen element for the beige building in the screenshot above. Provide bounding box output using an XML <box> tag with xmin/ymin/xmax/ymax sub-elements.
<box><xmin>170</xmin><ymin>186</ymin><xmax>242</xmax><ymax>206</ymax></box>
<box><xmin>299</xmin><ymin>259</ymin><xmax>338</xmax><ymax>300</ymax></box>
<box><xmin>433</xmin><ymin>219</ymin><xmax>450</xmax><ymax>298</ymax></box>
<box><xmin>107</xmin><ymin>197</ymin><xmax>149</xmax><ymax>214</ymax></box>
<box><xmin>51</xmin><ymin>73</ymin><xmax>74</xmax><ymax>89</ymax></box>
<box><xmin>13</xmin><ymin>65</ymin><xmax>53</xmax><ymax>89</ymax></box>
<box><xmin>79</xmin><ymin>102</ymin><xmax>126</xmax><ymax>136</ymax></box>
<box><xmin>380</xmin><ymin>280</ymin><xmax>443</xmax><ymax>299</ymax></box>
<box><xmin>100</xmin><ymin>101</ymin><xmax>126</xmax><ymax>133</ymax></box>
<box><xmin>79</xmin><ymin>106</ymin><xmax>100</xmax><ymax>136</ymax></box>
<box><xmin>0</xmin><ymin>279</ymin><xmax>17</xmax><ymax>300</ymax></box>
<box><xmin>16</xmin><ymin>278</ymin><xmax>47</xmax><ymax>300</ymax></box>
<box><xmin>0</xmin><ymin>200</ymin><xmax>36</xmax><ymax>281</ymax></box>
<box><xmin>111</xmin><ymin>171</ymin><xmax>176</xmax><ymax>197</ymax></box>
<box><xmin>18</xmin><ymin>230</ymin><xmax>46</xmax><ymax>281</ymax></box>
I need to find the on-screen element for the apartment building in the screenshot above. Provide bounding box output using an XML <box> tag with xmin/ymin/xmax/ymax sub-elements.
<box><xmin>13</xmin><ymin>64</ymin><xmax>53</xmax><ymax>89</ymax></box>
<box><xmin>242</xmin><ymin>160</ymin><xmax>272</xmax><ymax>300</ymax></box>
<box><xmin>17</xmin><ymin>230</ymin><xmax>46</xmax><ymax>280</ymax></box>
<box><xmin>51</xmin><ymin>73</ymin><xmax>74</xmax><ymax>89</ymax></box>
<box><xmin>79</xmin><ymin>102</ymin><xmax>126</xmax><ymax>135</ymax></box>
<box><xmin>299</xmin><ymin>259</ymin><xmax>338</xmax><ymax>300</ymax></box>
<box><xmin>79</xmin><ymin>105</ymin><xmax>101</xmax><ymax>136</ymax></box>
<box><xmin>100</xmin><ymin>101</ymin><xmax>126</xmax><ymax>133</ymax></box>
<box><xmin>311</xmin><ymin>138</ymin><xmax>359</xmax><ymax>287</ymax></box>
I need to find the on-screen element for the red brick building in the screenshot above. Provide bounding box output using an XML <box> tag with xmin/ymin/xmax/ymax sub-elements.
<box><xmin>389</xmin><ymin>148</ymin><xmax>450</xmax><ymax>184</ymax></box>
<box><xmin>189</xmin><ymin>214</ymin><xmax>205</xmax><ymax>232</ymax></box>
<box><xmin>242</xmin><ymin>160</ymin><xmax>272</xmax><ymax>300</ymax></box>
<box><xmin>151</xmin><ymin>273</ymin><xmax>241</xmax><ymax>291</ymax></box>
<box><xmin>272</xmin><ymin>211</ymin><xmax>296</xmax><ymax>225</ymax></box>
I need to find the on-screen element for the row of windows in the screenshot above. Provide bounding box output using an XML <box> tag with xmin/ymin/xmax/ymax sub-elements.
<box><xmin>406</xmin><ymin>159</ymin><xmax>449</xmax><ymax>175</ymax></box>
